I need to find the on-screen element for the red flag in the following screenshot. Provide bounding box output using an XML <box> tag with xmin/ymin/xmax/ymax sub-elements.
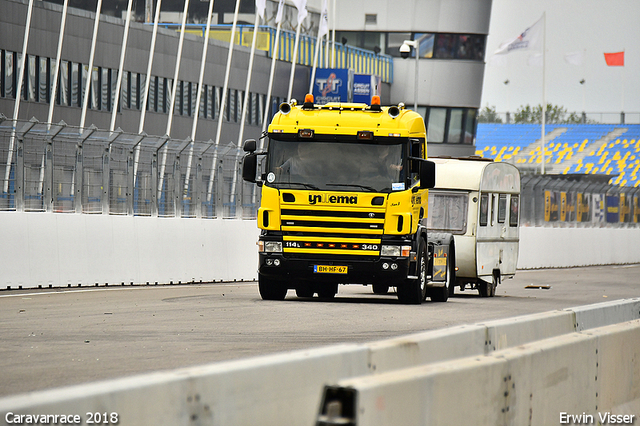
<box><xmin>604</xmin><ymin>51</ymin><xmax>624</xmax><ymax>66</ymax></box>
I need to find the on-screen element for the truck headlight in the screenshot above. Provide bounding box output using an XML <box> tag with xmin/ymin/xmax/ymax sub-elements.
<box><xmin>381</xmin><ymin>245</ymin><xmax>401</xmax><ymax>257</ymax></box>
<box><xmin>381</xmin><ymin>245</ymin><xmax>411</xmax><ymax>257</ymax></box>
<box><xmin>264</xmin><ymin>241</ymin><xmax>283</xmax><ymax>253</ymax></box>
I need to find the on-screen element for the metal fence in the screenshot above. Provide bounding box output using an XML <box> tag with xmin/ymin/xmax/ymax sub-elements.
<box><xmin>520</xmin><ymin>173</ymin><xmax>640</xmax><ymax>227</ymax></box>
<box><xmin>0</xmin><ymin>117</ymin><xmax>258</xmax><ymax>219</ymax></box>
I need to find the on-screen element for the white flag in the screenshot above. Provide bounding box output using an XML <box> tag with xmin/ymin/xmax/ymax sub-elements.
<box><xmin>255</xmin><ymin>0</ymin><xmax>266</xmax><ymax>20</ymax></box>
<box><xmin>494</xmin><ymin>15</ymin><xmax>544</xmax><ymax>55</ymax></box>
<box><xmin>318</xmin><ymin>0</ymin><xmax>328</xmax><ymax>38</ymax></box>
<box><xmin>564</xmin><ymin>51</ymin><xmax>584</xmax><ymax>66</ymax></box>
<box><xmin>291</xmin><ymin>0</ymin><xmax>308</xmax><ymax>24</ymax></box>
<box><xmin>275</xmin><ymin>0</ymin><xmax>285</xmax><ymax>24</ymax></box>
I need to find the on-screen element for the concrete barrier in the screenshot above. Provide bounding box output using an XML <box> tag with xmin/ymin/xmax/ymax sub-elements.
<box><xmin>1</xmin><ymin>299</ymin><xmax>638</xmax><ymax>426</ymax></box>
<box><xmin>318</xmin><ymin>320</ymin><xmax>640</xmax><ymax>426</ymax></box>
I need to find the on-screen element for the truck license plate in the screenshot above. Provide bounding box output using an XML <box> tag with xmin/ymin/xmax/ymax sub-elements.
<box><xmin>314</xmin><ymin>265</ymin><xmax>348</xmax><ymax>274</ymax></box>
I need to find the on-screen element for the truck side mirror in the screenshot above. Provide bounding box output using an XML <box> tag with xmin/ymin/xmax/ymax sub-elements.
<box><xmin>242</xmin><ymin>153</ymin><xmax>258</xmax><ymax>183</ymax></box>
<box><xmin>420</xmin><ymin>160</ymin><xmax>436</xmax><ymax>189</ymax></box>
<box><xmin>243</xmin><ymin>139</ymin><xmax>257</xmax><ymax>153</ymax></box>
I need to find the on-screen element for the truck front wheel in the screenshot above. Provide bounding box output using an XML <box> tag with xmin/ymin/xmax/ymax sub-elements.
<box><xmin>397</xmin><ymin>244</ymin><xmax>427</xmax><ymax>304</ymax></box>
<box><xmin>258</xmin><ymin>274</ymin><xmax>288</xmax><ymax>300</ymax></box>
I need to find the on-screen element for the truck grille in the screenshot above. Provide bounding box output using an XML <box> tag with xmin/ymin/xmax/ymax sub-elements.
<box><xmin>280</xmin><ymin>207</ymin><xmax>384</xmax><ymax>256</ymax></box>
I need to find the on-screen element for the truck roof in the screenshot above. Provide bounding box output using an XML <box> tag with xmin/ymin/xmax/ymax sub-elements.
<box><xmin>268</xmin><ymin>103</ymin><xmax>426</xmax><ymax>139</ymax></box>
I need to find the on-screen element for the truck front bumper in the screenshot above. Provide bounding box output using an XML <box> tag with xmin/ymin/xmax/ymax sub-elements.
<box><xmin>259</xmin><ymin>253</ymin><xmax>413</xmax><ymax>285</ymax></box>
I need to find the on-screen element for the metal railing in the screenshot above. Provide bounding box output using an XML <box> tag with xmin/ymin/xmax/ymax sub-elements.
<box><xmin>0</xmin><ymin>116</ymin><xmax>258</xmax><ymax>219</ymax></box>
<box><xmin>160</xmin><ymin>24</ymin><xmax>394</xmax><ymax>84</ymax></box>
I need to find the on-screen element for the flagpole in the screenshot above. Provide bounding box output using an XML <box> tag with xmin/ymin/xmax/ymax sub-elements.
<box><xmin>310</xmin><ymin>0</ymin><xmax>328</xmax><ymax>94</ymax></box>
<box><xmin>232</xmin><ymin>6</ymin><xmax>263</xmax><ymax>207</ymax></box>
<box><xmin>331</xmin><ymin>0</ymin><xmax>336</xmax><ymax>68</ymax></box>
<box><xmin>287</xmin><ymin>22</ymin><xmax>302</xmax><ymax>101</ymax></box>
<box><xmin>540</xmin><ymin>11</ymin><xmax>546</xmax><ymax>175</ymax></box>
<box><xmin>4</xmin><ymin>0</ymin><xmax>34</xmax><ymax>194</ymax></box>
<box><xmin>309</xmin><ymin>34</ymin><xmax>322</xmax><ymax>94</ymax></box>
<box><xmin>621</xmin><ymin>48</ymin><xmax>625</xmax><ymax>121</ymax></box>
<box><xmin>261</xmin><ymin>1</ymin><xmax>284</xmax><ymax>144</ymax></box>
<box><xmin>238</xmin><ymin>11</ymin><xmax>261</xmax><ymax>148</ymax></box>
<box><xmin>207</xmin><ymin>0</ymin><xmax>241</xmax><ymax>204</ymax></box>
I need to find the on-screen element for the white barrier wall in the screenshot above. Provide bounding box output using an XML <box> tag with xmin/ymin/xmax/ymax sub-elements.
<box><xmin>2</xmin><ymin>212</ymin><xmax>640</xmax><ymax>289</ymax></box>
<box><xmin>0</xmin><ymin>212</ymin><xmax>260</xmax><ymax>289</ymax></box>
<box><xmin>517</xmin><ymin>226</ymin><xmax>640</xmax><ymax>269</ymax></box>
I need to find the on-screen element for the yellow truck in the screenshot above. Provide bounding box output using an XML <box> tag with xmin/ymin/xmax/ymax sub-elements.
<box><xmin>242</xmin><ymin>95</ymin><xmax>454</xmax><ymax>304</ymax></box>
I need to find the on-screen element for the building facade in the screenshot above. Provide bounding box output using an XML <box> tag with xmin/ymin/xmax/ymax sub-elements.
<box><xmin>1</xmin><ymin>0</ymin><xmax>492</xmax><ymax>156</ymax></box>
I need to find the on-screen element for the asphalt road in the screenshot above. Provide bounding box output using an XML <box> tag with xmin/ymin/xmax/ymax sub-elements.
<box><xmin>0</xmin><ymin>264</ymin><xmax>639</xmax><ymax>397</ymax></box>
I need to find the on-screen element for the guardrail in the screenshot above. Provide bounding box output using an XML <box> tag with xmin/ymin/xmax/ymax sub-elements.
<box><xmin>1</xmin><ymin>299</ymin><xmax>638</xmax><ymax>426</ymax></box>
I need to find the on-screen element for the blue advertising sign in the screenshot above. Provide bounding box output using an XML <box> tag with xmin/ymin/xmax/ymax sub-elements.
<box><xmin>312</xmin><ymin>69</ymin><xmax>351</xmax><ymax>105</ymax></box>
<box><xmin>353</xmin><ymin>74</ymin><xmax>381</xmax><ymax>104</ymax></box>
<box><xmin>606</xmin><ymin>195</ymin><xmax>620</xmax><ymax>223</ymax></box>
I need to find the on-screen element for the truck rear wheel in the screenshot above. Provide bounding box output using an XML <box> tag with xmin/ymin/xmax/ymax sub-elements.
<box><xmin>397</xmin><ymin>244</ymin><xmax>427</xmax><ymax>304</ymax></box>
<box><xmin>258</xmin><ymin>274</ymin><xmax>288</xmax><ymax>300</ymax></box>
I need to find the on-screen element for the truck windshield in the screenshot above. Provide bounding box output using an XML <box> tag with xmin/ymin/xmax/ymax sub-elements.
<box><xmin>265</xmin><ymin>139</ymin><xmax>405</xmax><ymax>193</ymax></box>
<box><xmin>426</xmin><ymin>191</ymin><xmax>468</xmax><ymax>234</ymax></box>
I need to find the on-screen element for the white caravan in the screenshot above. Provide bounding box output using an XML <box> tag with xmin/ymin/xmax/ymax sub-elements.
<box><xmin>426</xmin><ymin>157</ymin><xmax>520</xmax><ymax>297</ymax></box>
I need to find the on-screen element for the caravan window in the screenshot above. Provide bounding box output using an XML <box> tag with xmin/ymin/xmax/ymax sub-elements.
<box><xmin>479</xmin><ymin>193</ymin><xmax>489</xmax><ymax>226</ymax></box>
<box><xmin>510</xmin><ymin>195</ymin><xmax>519</xmax><ymax>227</ymax></box>
<box><xmin>498</xmin><ymin>194</ymin><xmax>507</xmax><ymax>223</ymax></box>
<box><xmin>427</xmin><ymin>192</ymin><xmax>468</xmax><ymax>234</ymax></box>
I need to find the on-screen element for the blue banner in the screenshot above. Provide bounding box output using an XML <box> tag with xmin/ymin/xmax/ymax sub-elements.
<box><xmin>312</xmin><ymin>69</ymin><xmax>351</xmax><ymax>105</ymax></box>
<box><xmin>353</xmin><ymin>74</ymin><xmax>381</xmax><ymax>104</ymax></box>
<box><xmin>606</xmin><ymin>195</ymin><xmax>620</xmax><ymax>223</ymax></box>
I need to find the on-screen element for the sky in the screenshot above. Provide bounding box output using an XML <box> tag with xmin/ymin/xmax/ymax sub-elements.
<box><xmin>481</xmin><ymin>0</ymin><xmax>639</xmax><ymax>119</ymax></box>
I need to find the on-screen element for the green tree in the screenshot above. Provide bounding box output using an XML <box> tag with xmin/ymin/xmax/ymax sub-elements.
<box><xmin>513</xmin><ymin>104</ymin><xmax>588</xmax><ymax>124</ymax></box>
<box><xmin>477</xmin><ymin>105</ymin><xmax>503</xmax><ymax>123</ymax></box>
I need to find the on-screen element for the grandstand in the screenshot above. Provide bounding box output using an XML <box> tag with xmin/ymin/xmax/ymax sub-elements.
<box><xmin>475</xmin><ymin>123</ymin><xmax>640</xmax><ymax>187</ymax></box>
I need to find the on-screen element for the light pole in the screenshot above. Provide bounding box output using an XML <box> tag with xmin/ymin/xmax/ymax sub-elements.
<box><xmin>400</xmin><ymin>39</ymin><xmax>420</xmax><ymax>111</ymax></box>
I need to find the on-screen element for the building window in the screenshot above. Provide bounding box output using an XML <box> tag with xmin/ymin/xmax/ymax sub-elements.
<box><xmin>427</xmin><ymin>107</ymin><xmax>446</xmax><ymax>143</ymax></box>
<box><xmin>149</xmin><ymin>76</ymin><xmax>157</xmax><ymax>112</ymax></box>
<box><xmin>464</xmin><ymin>109</ymin><xmax>477</xmax><ymax>144</ymax></box>
<box><xmin>447</xmin><ymin>108</ymin><xmax>464</xmax><ymax>143</ymax></box>
<box><xmin>214</xmin><ymin>86</ymin><xmax>220</xmax><ymax>120</ymax></box>
<box><xmin>456</xmin><ymin>34</ymin><xmax>485</xmax><ymax>61</ymax></box>
<box><xmin>27</xmin><ymin>55</ymin><xmax>36</xmax><ymax>101</ymax></box>
<box><xmin>434</xmin><ymin>34</ymin><xmax>456</xmax><ymax>59</ymax></box>
<box><xmin>71</xmin><ymin>62</ymin><xmax>80</xmax><ymax>107</ymax></box>
<box><xmin>425</xmin><ymin>107</ymin><xmax>477</xmax><ymax>145</ymax></box>
<box><xmin>131</xmin><ymin>72</ymin><xmax>138</xmax><ymax>110</ymax></box>
<box><xmin>38</xmin><ymin>56</ymin><xmax>49</xmax><ymax>103</ymax></box>
<box><xmin>387</xmin><ymin>32</ymin><xmax>412</xmax><ymax>57</ymax></box>
<box><xmin>365</xmin><ymin>14</ymin><xmax>377</xmax><ymax>25</ymax></box>
<box><xmin>413</xmin><ymin>34</ymin><xmax>435</xmax><ymax>58</ymax></box>
<box><xmin>58</xmin><ymin>60</ymin><xmax>69</xmax><ymax>106</ymax></box>
<box><xmin>101</xmin><ymin>68</ymin><xmax>110</xmax><ymax>111</ymax></box>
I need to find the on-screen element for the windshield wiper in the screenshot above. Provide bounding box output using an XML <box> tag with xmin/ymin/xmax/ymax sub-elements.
<box><xmin>277</xmin><ymin>182</ymin><xmax>320</xmax><ymax>190</ymax></box>
<box><xmin>326</xmin><ymin>183</ymin><xmax>378</xmax><ymax>192</ymax></box>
